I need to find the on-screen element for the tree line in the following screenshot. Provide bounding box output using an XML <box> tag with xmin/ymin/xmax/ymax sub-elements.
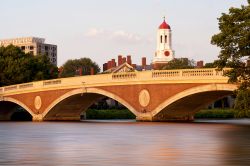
<box><xmin>0</xmin><ymin>45</ymin><xmax>100</xmax><ymax>87</ymax></box>
<box><xmin>0</xmin><ymin>45</ymin><xmax>58</xmax><ymax>86</ymax></box>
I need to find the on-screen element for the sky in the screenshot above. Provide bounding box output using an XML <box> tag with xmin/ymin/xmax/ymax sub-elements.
<box><xmin>0</xmin><ymin>0</ymin><xmax>248</xmax><ymax>67</ymax></box>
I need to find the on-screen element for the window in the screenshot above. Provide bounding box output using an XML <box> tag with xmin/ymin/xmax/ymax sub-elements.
<box><xmin>30</xmin><ymin>46</ymin><xmax>34</xmax><ymax>50</ymax></box>
<box><xmin>21</xmin><ymin>46</ymin><xmax>25</xmax><ymax>50</ymax></box>
<box><xmin>160</xmin><ymin>35</ymin><xmax>162</xmax><ymax>43</ymax></box>
<box><xmin>165</xmin><ymin>35</ymin><xmax>167</xmax><ymax>43</ymax></box>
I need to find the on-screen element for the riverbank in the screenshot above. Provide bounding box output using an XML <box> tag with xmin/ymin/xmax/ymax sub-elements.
<box><xmin>86</xmin><ymin>109</ymin><xmax>135</xmax><ymax>119</ymax></box>
<box><xmin>86</xmin><ymin>108</ymin><xmax>239</xmax><ymax>119</ymax></box>
<box><xmin>194</xmin><ymin>108</ymin><xmax>235</xmax><ymax>119</ymax></box>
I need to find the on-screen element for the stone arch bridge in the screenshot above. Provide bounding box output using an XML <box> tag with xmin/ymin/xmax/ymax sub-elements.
<box><xmin>0</xmin><ymin>68</ymin><xmax>237</xmax><ymax>121</ymax></box>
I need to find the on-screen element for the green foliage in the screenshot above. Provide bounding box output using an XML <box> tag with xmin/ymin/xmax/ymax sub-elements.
<box><xmin>211</xmin><ymin>2</ymin><xmax>250</xmax><ymax>89</ymax></box>
<box><xmin>211</xmin><ymin>1</ymin><xmax>250</xmax><ymax>117</ymax></box>
<box><xmin>60</xmin><ymin>57</ymin><xmax>100</xmax><ymax>77</ymax></box>
<box><xmin>0</xmin><ymin>45</ymin><xmax>58</xmax><ymax>86</ymax></box>
<box><xmin>194</xmin><ymin>109</ymin><xmax>235</xmax><ymax>119</ymax></box>
<box><xmin>234</xmin><ymin>89</ymin><xmax>250</xmax><ymax>118</ymax></box>
<box><xmin>86</xmin><ymin>109</ymin><xmax>135</xmax><ymax>119</ymax></box>
<box><xmin>204</xmin><ymin>60</ymin><xmax>221</xmax><ymax>68</ymax></box>
<box><xmin>161</xmin><ymin>58</ymin><xmax>195</xmax><ymax>70</ymax></box>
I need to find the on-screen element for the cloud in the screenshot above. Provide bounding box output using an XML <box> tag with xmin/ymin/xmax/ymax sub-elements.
<box><xmin>84</xmin><ymin>28</ymin><xmax>145</xmax><ymax>44</ymax></box>
<box><xmin>84</xmin><ymin>28</ymin><xmax>104</xmax><ymax>37</ymax></box>
<box><xmin>111</xmin><ymin>30</ymin><xmax>142</xmax><ymax>42</ymax></box>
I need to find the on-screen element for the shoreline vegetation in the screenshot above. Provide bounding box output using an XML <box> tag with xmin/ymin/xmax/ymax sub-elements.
<box><xmin>86</xmin><ymin>108</ymin><xmax>245</xmax><ymax>120</ymax></box>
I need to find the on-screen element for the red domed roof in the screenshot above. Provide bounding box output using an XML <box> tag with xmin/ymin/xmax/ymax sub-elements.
<box><xmin>159</xmin><ymin>20</ymin><xmax>171</xmax><ymax>29</ymax></box>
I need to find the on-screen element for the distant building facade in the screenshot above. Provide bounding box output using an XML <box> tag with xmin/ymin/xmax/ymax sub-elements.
<box><xmin>0</xmin><ymin>37</ymin><xmax>57</xmax><ymax>66</ymax></box>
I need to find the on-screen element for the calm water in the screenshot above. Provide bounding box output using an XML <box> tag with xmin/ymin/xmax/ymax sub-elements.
<box><xmin>0</xmin><ymin>120</ymin><xmax>250</xmax><ymax>166</ymax></box>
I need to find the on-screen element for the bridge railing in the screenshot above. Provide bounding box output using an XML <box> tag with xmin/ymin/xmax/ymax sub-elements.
<box><xmin>0</xmin><ymin>68</ymin><xmax>230</xmax><ymax>94</ymax></box>
<box><xmin>112</xmin><ymin>72</ymin><xmax>137</xmax><ymax>80</ymax></box>
<box><xmin>151</xmin><ymin>68</ymin><xmax>230</xmax><ymax>78</ymax></box>
<box><xmin>43</xmin><ymin>80</ymin><xmax>61</xmax><ymax>86</ymax></box>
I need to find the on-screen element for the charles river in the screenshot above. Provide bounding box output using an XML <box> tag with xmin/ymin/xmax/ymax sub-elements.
<box><xmin>0</xmin><ymin>119</ymin><xmax>250</xmax><ymax>166</ymax></box>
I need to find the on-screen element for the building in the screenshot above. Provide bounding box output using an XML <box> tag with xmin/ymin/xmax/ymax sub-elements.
<box><xmin>0</xmin><ymin>37</ymin><xmax>57</xmax><ymax>66</ymax></box>
<box><xmin>153</xmin><ymin>17</ymin><xmax>175</xmax><ymax>69</ymax></box>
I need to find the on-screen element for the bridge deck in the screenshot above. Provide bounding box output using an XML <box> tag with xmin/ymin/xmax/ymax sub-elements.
<box><xmin>0</xmin><ymin>68</ymin><xmax>230</xmax><ymax>95</ymax></box>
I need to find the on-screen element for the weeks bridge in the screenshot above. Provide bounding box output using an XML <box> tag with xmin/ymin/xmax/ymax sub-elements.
<box><xmin>0</xmin><ymin>68</ymin><xmax>237</xmax><ymax>122</ymax></box>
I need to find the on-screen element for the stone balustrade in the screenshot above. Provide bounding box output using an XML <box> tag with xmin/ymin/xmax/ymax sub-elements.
<box><xmin>43</xmin><ymin>80</ymin><xmax>61</xmax><ymax>86</ymax></box>
<box><xmin>112</xmin><ymin>73</ymin><xmax>137</xmax><ymax>80</ymax></box>
<box><xmin>4</xmin><ymin>85</ymin><xmax>18</xmax><ymax>92</ymax></box>
<box><xmin>19</xmin><ymin>83</ymin><xmax>33</xmax><ymax>89</ymax></box>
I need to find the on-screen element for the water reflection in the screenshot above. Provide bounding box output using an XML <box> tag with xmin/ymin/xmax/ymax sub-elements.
<box><xmin>0</xmin><ymin>120</ymin><xmax>249</xmax><ymax>165</ymax></box>
<box><xmin>220</xmin><ymin>125</ymin><xmax>250</xmax><ymax>165</ymax></box>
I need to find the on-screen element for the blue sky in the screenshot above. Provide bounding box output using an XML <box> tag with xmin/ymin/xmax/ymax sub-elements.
<box><xmin>0</xmin><ymin>0</ymin><xmax>247</xmax><ymax>67</ymax></box>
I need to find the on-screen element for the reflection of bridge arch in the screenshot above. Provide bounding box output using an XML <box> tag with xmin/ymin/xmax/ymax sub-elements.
<box><xmin>42</xmin><ymin>88</ymin><xmax>138</xmax><ymax>120</ymax></box>
<box><xmin>0</xmin><ymin>97</ymin><xmax>35</xmax><ymax>120</ymax></box>
<box><xmin>151</xmin><ymin>84</ymin><xmax>237</xmax><ymax>120</ymax></box>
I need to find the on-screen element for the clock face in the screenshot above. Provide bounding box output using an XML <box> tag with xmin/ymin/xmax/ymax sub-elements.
<box><xmin>164</xmin><ymin>51</ymin><xmax>170</xmax><ymax>56</ymax></box>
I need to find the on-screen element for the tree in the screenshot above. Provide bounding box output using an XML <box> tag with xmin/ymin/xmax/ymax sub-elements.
<box><xmin>234</xmin><ymin>89</ymin><xmax>250</xmax><ymax>117</ymax></box>
<box><xmin>0</xmin><ymin>45</ymin><xmax>58</xmax><ymax>86</ymax></box>
<box><xmin>211</xmin><ymin>1</ymin><xmax>250</xmax><ymax>117</ymax></box>
<box><xmin>211</xmin><ymin>1</ymin><xmax>250</xmax><ymax>89</ymax></box>
<box><xmin>204</xmin><ymin>60</ymin><xmax>220</xmax><ymax>68</ymax></box>
<box><xmin>60</xmin><ymin>57</ymin><xmax>100</xmax><ymax>78</ymax></box>
<box><xmin>161</xmin><ymin>58</ymin><xmax>195</xmax><ymax>70</ymax></box>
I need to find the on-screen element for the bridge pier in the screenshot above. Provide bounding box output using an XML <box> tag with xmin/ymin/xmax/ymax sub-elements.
<box><xmin>32</xmin><ymin>114</ymin><xmax>43</xmax><ymax>122</ymax></box>
<box><xmin>136</xmin><ymin>113</ymin><xmax>153</xmax><ymax>121</ymax></box>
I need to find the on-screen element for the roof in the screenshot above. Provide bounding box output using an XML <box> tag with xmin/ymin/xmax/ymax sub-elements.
<box><xmin>159</xmin><ymin>20</ymin><xmax>171</xmax><ymax>29</ymax></box>
<box><xmin>103</xmin><ymin>62</ymin><xmax>136</xmax><ymax>73</ymax></box>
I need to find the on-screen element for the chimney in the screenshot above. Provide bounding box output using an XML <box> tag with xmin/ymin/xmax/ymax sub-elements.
<box><xmin>90</xmin><ymin>67</ymin><xmax>94</xmax><ymax>75</ymax></box>
<box><xmin>103</xmin><ymin>63</ymin><xmax>107</xmax><ymax>72</ymax></box>
<box><xmin>142</xmin><ymin>57</ymin><xmax>146</xmax><ymax>70</ymax></box>
<box><xmin>111</xmin><ymin>59</ymin><xmax>116</xmax><ymax>68</ymax></box>
<box><xmin>118</xmin><ymin>55</ymin><xmax>123</xmax><ymax>66</ymax></box>
<box><xmin>79</xmin><ymin>67</ymin><xmax>83</xmax><ymax>76</ymax></box>
<box><xmin>122</xmin><ymin>57</ymin><xmax>126</xmax><ymax>63</ymax></box>
<box><xmin>107</xmin><ymin>61</ymin><xmax>112</xmax><ymax>69</ymax></box>
<box><xmin>127</xmin><ymin>55</ymin><xmax>132</xmax><ymax>65</ymax></box>
<box><xmin>196</xmin><ymin>61</ymin><xmax>204</xmax><ymax>68</ymax></box>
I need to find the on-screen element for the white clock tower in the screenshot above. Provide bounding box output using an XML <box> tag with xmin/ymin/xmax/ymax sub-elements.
<box><xmin>153</xmin><ymin>17</ymin><xmax>174</xmax><ymax>69</ymax></box>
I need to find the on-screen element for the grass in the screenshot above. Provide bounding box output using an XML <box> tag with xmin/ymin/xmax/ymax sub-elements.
<box><xmin>194</xmin><ymin>108</ymin><xmax>235</xmax><ymax>119</ymax></box>
<box><xmin>86</xmin><ymin>108</ymin><xmax>239</xmax><ymax>120</ymax></box>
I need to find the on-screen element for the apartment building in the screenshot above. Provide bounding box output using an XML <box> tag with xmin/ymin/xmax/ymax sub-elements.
<box><xmin>0</xmin><ymin>37</ymin><xmax>57</xmax><ymax>66</ymax></box>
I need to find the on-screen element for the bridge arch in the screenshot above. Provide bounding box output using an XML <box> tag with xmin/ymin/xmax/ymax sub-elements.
<box><xmin>0</xmin><ymin>97</ymin><xmax>35</xmax><ymax>120</ymax></box>
<box><xmin>151</xmin><ymin>84</ymin><xmax>237</xmax><ymax>120</ymax></box>
<box><xmin>42</xmin><ymin>87</ymin><xmax>138</xmax><ymax>120</ymax></box>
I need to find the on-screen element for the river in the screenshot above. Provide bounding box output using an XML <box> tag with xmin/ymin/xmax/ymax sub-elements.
<box><xmin>0</xmin><ymin>119</ymin><xmax>250</xmax><ymax>166</ymax></box>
